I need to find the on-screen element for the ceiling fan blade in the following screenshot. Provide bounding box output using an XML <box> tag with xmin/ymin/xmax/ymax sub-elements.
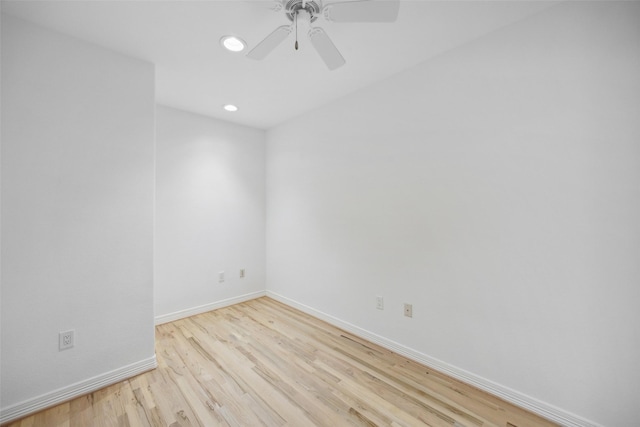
<box><xmin>308</xmin><ymin>27</ymin><xmax>345</xmax><ymax>71</ymax></box>
<box><xmin>323</xmin><ymin>0</ymin><xmax>400</xmax><ymax>23</ymax></box>
<box><xmin>247</xmin><ymin>25</ymin><xmax>292</xmax><ymax>60</ymax></box>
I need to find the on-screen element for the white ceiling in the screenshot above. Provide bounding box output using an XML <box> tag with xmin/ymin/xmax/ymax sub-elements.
<box><xmin>2</xmin><ymin>0</ymin><xmax>557</xmax><ymax>129</ymax></box>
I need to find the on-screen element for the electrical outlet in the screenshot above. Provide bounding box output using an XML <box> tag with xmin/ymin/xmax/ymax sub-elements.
<box><xmin>376</xmin><ymin>296</ymin><xmax>384</xmax><ymax>310</ymax></box>
<box><xmin>404</xmin><ymin>303</ymin><xmax>413</xmax><ymax>318</ymax></box>
<box><xmin>218</xmin><ymin>271</ymin><xmax>225</xmax><ymax>283</ymax></box>
<box><xmin>240</xmin><ymin>269</ymin><xmax>245</xmax><ymax>278</ymax></box>
<box><xmin>59</xmin><ymin>330</ymin><xmax>75</xmax><ymax>351</ymax></box>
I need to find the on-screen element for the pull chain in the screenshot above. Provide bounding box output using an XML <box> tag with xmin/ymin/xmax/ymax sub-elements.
<box><xmin>295</xmin><ymin>11</ymin><xmax>299</xmax><ymax>50</ymax></box>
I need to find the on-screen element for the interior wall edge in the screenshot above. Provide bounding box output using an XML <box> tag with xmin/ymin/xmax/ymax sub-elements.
<box><xmin>0</xmin><ymin>356</ymin><xmax>158</xmax><ymax>425</ymax></box>
<box><xmin>154</xmin><ymin>290</ymin><xmax>267</xmax><ymax>325</ymax></box>
<box><xmin>266</xmin><ymin>291</ymin><xmax>603</xmax><ymax>427</ymax></box>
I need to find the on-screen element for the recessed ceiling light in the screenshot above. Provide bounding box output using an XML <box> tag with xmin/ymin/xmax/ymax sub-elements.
<box><xmin>223</xmin><ymin>104</ymin><xmax>239</xmax><ymax>112</ymax></box>
<box><xmin>220</xmin><ymin>36</ymin><xmax>246</xmax><ymax>53</ymax></box>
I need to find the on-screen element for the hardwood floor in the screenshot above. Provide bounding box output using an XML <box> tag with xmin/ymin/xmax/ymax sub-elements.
<box><xmin>5</xmin><ymin>297</ymin><xmax>558</xmax><ymax>427</ymax></box>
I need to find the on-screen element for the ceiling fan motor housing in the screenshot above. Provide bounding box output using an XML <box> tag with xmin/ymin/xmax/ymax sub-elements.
<box><xmin>285</xmin><ymin>0</ymin><xmax>321</xmax><ymax>22</ymax></box>
<box><xmin>249</xmin><ymin>0</ymin><xmax>399</xmax><ymax>70</ymax></box>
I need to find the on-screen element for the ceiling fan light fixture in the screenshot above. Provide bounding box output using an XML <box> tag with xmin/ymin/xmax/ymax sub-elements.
<box><xmin>223</xmin><ymin>104</ymin><xmax>239</xmax><ymax>112</ymax></box>
<box><xmin>220</xmin><ymin>35</ymin><xmax>246</xmax><ymax>52</ymax></box>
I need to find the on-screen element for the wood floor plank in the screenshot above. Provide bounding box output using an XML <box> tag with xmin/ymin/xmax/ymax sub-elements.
<box><xmin>3</xmin><ymin>297</ymin><xmax>558</xmax><ymax>427</ymax></box>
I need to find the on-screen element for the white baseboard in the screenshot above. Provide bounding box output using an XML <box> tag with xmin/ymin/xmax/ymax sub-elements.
<box><xmin>154</xmin><ymin>290</ymin><xmax>266</xmax><ymax>325</ymax></box>
<box><xmin>0</xmin><ymin>356</ymin><xmax>157</xmax><ymax>425</ymax></box>
<box><xmin>2</xmin><ymin>292</ymin><xmax>600</xmax><ymax>426</ymax></box>
<box><xmin>266</xmin><ymin>291</ymin><xmax>601</xmax><ymax>427</ymax></box>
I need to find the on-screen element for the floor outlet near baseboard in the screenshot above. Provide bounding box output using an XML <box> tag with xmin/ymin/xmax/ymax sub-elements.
<box><xmin>376</xmin><ymin>296</ymin><xmax>384</xmax><ymax>310</ymax></box>
<box><xmin>59</xmin><ymin>330</ymin><xmax>75</xmax><ymax>351</ymax></box>
<box><xmin>404</xmin><ymin>303</ymin><xmax>413</xmax><ymax>318</ymax></box>
<box><xmin>218</xmin><ymin>271</ymin><xmax>225</xmax><ymax>283</ymax></box>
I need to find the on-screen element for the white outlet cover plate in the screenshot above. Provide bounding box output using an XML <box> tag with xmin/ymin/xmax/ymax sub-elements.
<box><xmin>59</xmin><ymin>330</ymin><xmax>75</xmax><ymax>351</ymax></box>
<box><xmin>404</xmin><ymin>304</ymin><xmax>413</xmax><ymax>318</ymax></box>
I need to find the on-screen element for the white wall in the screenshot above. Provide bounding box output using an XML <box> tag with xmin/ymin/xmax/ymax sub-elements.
<box><xmin>266</xmin><ymin>2</ymin><xmax>640</xmax><ymax>426</ymax></box>
<box><xmin>154</xmin><ymin>106</ymin><xmax>265</xmax><ymax>322</ymax></box>
<box><xmin>1</xmin><ymin>15</ymin><xmax>156</xmax><ymax>420</ymax></box>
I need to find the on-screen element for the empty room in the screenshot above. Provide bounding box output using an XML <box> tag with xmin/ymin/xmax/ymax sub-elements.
<box><xmin>1</xmin><ymin>0</ymin><xmax>639</xmax><ymax>426</ymax></box>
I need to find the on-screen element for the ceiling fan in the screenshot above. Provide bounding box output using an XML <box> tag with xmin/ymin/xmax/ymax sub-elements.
<box><xmin>247</xmin><ymin>0</ymin><xmax>400</xmax><ymax>70</ymax></box>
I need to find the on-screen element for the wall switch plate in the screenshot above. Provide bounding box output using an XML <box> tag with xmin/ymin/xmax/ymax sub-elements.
<box><xmin>404</xmin><ymin>303</ymin><xmax>413</xmax><ymax>318</ymax></box>
<box><xmin>218</xmin><ymin>271</ymin><xmax>225</xmax><ymax>283</ymax></box>
<box><xmin>59</xmin><ymin>330</ymin><xmax>75</xmax><ymax>351</ymax></box>
<box><xmin>376</xmin><ymin>296</ymin><xmax>384</xmax><ymax>310</ymax></box>
<box><xmin>240</xmin><ymin>269</ymin><xmax>245</xmax><ymax>278</ymax></box>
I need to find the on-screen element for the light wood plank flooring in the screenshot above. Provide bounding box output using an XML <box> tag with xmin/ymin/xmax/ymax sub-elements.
<box><xmin>5</xmin><ymin>297</ymin><xmax>558</xmax><ymax>427</ymax></box>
